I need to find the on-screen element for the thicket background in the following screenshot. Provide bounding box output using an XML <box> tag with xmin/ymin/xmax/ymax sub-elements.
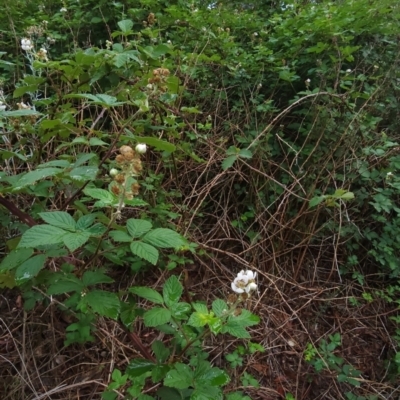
<box><xmin>1</xmin><ymin>0</ymin><xmax>400</xmax><ymax>399</ymax></box>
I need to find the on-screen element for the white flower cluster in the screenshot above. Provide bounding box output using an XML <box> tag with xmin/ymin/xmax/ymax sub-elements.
<box><xmin>21</xmin><ymin>38</ymin><xmax>33</xmax><ymax>51</ymax></box>
<box><xmin>231</xmin><ymin>270</ymin><xmax>257</xmax><ymax>294</ymax></box>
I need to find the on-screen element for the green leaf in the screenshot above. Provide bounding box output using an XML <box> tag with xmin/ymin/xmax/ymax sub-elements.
<box><xmin>89</xmin><ymin>138</ymin><xmax>108</xmax><ymax>146</ymax></box>
<box><xmin>309</xmin><ymin>196</ymin><xmax>325</xmax><ymax>208</ymax></box>
<box><xmin>2</xmin><ymin>109</ymin><xmax>41</xmax><ymax>117</ymax></box>
<box><xmin>76</xmin><ymin>214</ymin><xmax>97</xmax><ymax>230</ymax></box>
<box><xmin>82</xmin><ymin>290</ymin><xmax>120</xmax><ymax>319</ymax></box>
<box><xmin>164</xmin><ymin>363</ymin><xmax>193</xmax><ymax>389</ymax></box>
<box><xmin>152</xmin><ymin>340</ymin><xmax>170</xmax><ymax>363</ymax></box>
<box><xmin>143</xmin><ymin>229</ymin><xmax>186</xmax><ymax>249</ymax></box>
<box><xmin>212</xmin><ymin>299</ymin><xmax>228</xmax><ymax>317</ymax></box>
<box><xmin>118</xmin><ymin>19</ymin><xmax>134</xmax><ymax>33</ymax></box>
<box><xmin>14</xmin><ymin>168</ymin><xmax>63</xmax><ymax>188</ymax></box>
<box><xmin>187</xmin><ymin>312</ymin><xmax>209</xmax><ymax>327</ymax></box>
<box><xmin>196</xmin><ymin>367</ymin><xmax>230</xmax><ymax>386</ymax></box>
<box><xmin>163</xmin><ymin>275</ymin><xmax>183</xmax><ymax>307</ymax></box>
<box><xmin>221</xmin><ymin>155</ymin><xmax>237</xmax><ymax>171</ymax></box>
<box><xmin>126</xmin><ymin>358</ymin><xmax>156</xmax><ymax>377</ymax></box>
<box><xmin>47</xmin><ymin>279</ymin><xmax>84</xmax><ymax>295</ymax></box>
<box><xmin>83</xmin><ymin>188</ymin><xmax>116</xmax><ymax>204</ymax></box>
<box><xmin>156</xmin><ymin>387</ymin><xmax>184</xmax><ymax>400</ymax></box>
<box><xmin>18</xmin><ymin>225</ymin><xmax>67</xmax><ymax>248</ymax></box>
<box><xmin>340</xmin><ymin>191</ymin><xmax>355</xmax><ymax>200</ymax></box>
<box><xmin>82</xmin><ymin>271</ymin><xmax>114</xmax><ymax>286</ymax></box>
<box><xmin>152</xmin><ymin>365</ymin><xmax>170</xmax><ymax>383</ymax></box>
<box><xmin>130</xmin><ymin>287</ymin><xmax>164</xmax><ymax>304</ymax></box>
<box><xmin>222</xmin><ymin>322</ymin><xmax>250</xmax><ymax>339</ymax></box>
<box><xmin>126</xmin><ymin>219</ymin><xmax>152</xmax><ymax>238</ymax></box>
<box><xmin>230</xmin><ymin>309</ymin><xmax>260</xmax><ymax>327</ymax></box>
<box><xmin>69</xmin><ymin>166</ymin><xmax>99</xmax><ymax>181</ymax></box>
<box><xmin>62</xmin><ymin>231</ymin><xmax>91</xmax><ymax>252</ymax></box>
<box><xmin>13</xmin><ymin>85</ymin><xmax>39</xmax><ymax>97</ymax></box>
<box><xmin>130</xmin><ymin>241</ymin><xmax>159</xmax><ymax>265</ymax></box>
<box><xmin>170</xmin><ymin>302</ymin><xmax>191</xmax><ymax>320</ymax></box>
<box><xmin>143</xmin><ymin>307</ymin><xmax>171</xmax><ymax>327</ymax></box>
<box><xmin>0</xmin><ymin>248</ymin><xmax>33</xmax><ymax>272</ymax></box>
<box><xmin>238</xmin><ymin>149</ymin><xmax>253</xmax><ymax>159</ymax></box>
<box><xmin>15</xmin><ymin>254</ymin><xmax>47</xmax><ymax>284</ymax></box>
<box><xmin>39</xmin><ymin>211</ymin><xmax>76</xmax><ymax>231</ymax></box>
<box><xmin>137</xmin><ymin>137</ymin><xmax>176</xmax><ymax>153</ymax></box>
<box><xmin>109</xmin><ymin>230</ymin><xmax>133</xmax><ymax>242</ymax></box>
<box><xmin>191</xmin><ymin>386</ymin><xmax>222</xmax><ymax>400</ymax></box>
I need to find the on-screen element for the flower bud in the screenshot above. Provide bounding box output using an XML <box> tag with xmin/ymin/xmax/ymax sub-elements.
<box><xmin>109</xmin><ymin>168</ymin><xmax>119</xmax><ymax>177</ymax></box>
<box><xmin>135</xmin><ymin>143</ymin><xmax>147</xmax><ymax>154</ymax></box>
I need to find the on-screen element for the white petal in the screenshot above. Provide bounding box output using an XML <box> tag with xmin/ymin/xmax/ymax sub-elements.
<box><xmin>231</xmin><ymin>282</ymin><xmax>244</xmax><ymax>293</ymax></box>
<box><xmin>247</xmin><ymin>282</ymin><xmax>258</xmax><ymax>292</ymax></box>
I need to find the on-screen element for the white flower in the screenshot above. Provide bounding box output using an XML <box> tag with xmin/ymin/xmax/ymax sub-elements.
<box><xmin>253</xmin><ymin>32</ymin><xmax>258</xmax><ymax>36</ymax></box>
<box><xmin>231</xmin><ymin>270</ymin><xmax>258</xmax><ymax>294</ymax></box>
<box><xmin>346</xmin><ymin>69</ymin><xmax>352</xmax><ymax>73</ymax></box>
<box><xmin>60</xmin><ymin>7</ymin><xmax>67</xmax><ymax>12</ymax></box>
<box><xmin>386</xmin><ymin>172</ymin><xmax>394</xmax><ymax>179</ymax></box>
<box><xmin>135</xmin><ymin>143</ymin><xmax>147</xmax><ymax>154</ymax></box>
<box><xmin>0</xmin><ymin>105</ymin><xmax>6</xmax><ymax>111</ymax></box>
<box><xmin>21</xmin><ymin>38</ymin><xmax>33</xmax><ymax>51</ymax></box>
<box><xmin>40</xmin><ymin>48</ymin><xmax>47</xmax><ymax>53</ymax></box>
<box><xmin>306</xmin><ymin>78</ymin><xmax>311</xmax><ymax>83</ymax></box>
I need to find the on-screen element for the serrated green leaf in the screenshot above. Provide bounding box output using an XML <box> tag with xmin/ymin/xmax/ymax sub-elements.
<box><xmin>142</xmin><ymin>229</ymin><xmax>186</xmax><ymax>249</ymax></box>
<box><xmin>0</xmin><ymin>248</ymin><xmax>33</xmax><ymax>272</ymax></box>
<box><xmin>18</xmin><ymin>225</ymin><xmax>67</xmax><ymax>248</ymax></box>
<box><xmin>229</xmin><ymin>309</ymin><xmax>260</xmax><ymax>327</ymax></box>
<box><xmin>15</xmin><ymin>254</ymin><xmax>47</xmax><ymax>284</ymax></box>
<box><xmin>109</xmin><ymin>230</ymin><xmax>133</xmax><ymax>242</ymax></box>
<box><xmin>13</xmin><ymin>85</ymin><xmax>39</xmax><ymax>97</ymax></box>
<box><xmin>163</xmin><ymin>275</ymin><xmax>183</xmax><ymax>307</ymax></box>
<box><xmin>126</xmin><ymin>219</ymin><xmax>152</xmax><ymax>238</ymax></box>
<box><xmin>212</xmin><ymin>299</ymin><xmax>228</xmax><ymax>317</ymax></box>
<box><xmin>156</xmin><ymin>387</ymin><xmax>184</xmax><ymax>400</ymax></box>
<box><xmin>14</xmin><ymin>168</ymin><xmax>63</xmax><ymax>188</ymax></box>
<box><xmin>222</xmin><ymin>322</ymin><xmax>250</xmax><ymax>339</ymax></box>
<box><xmin>130</xmin><ymin>241</ymin><xmax>159</xmax><ymax>265</ymax></box>
<box><xmin>187</xmin><ymin>312</ymin><xmax>208</xmax><ymax>327</ymax></box>
<box><xmin>89</xmin><ymin>138</ymin><xmax>108</xmax><ymax>146</ymax></box>
<box><xmin>238</xmin><ymin>149</ymin><xmax>253</xmax><ymax>159</ymax></box>
<box><xmin>130</xmin><ymin>287</ymin><xmax>164</xmax><ymax>304</ymax></box>
<box><xmin>69</xmin><ymin>165</ymin><xmax>99</xmax><ymax>181</ymax></box>
<box><xmin>47</xmin><ymin>280</ymin><xmax>84</xmax><ymax>295</ymax></box>
<box><xmin>309</xmin><ymin>196</ymin><xmax>325</xmax><ymax>208</ymax></box>
<box><xmin>76</xmin><ymin>214</ymin><xmax>96</xmax><ymax>230</ymax></box>
<box><xmin>118</xmin><ymin>19</ymin><xmax>134</xmax><ymax>33</ymax></box>
<box><xmin>143</xmin><ymin>307</ymin><xmax>171</xmax><ymax>327</ymax></box>
<box><xmin>192</xmin><ymin>303</ymin><xmax>208</xmax><ymax>313</ymax></box>
<box><xmin>2</xmin><ymin>109</ymin><xmax>41</xmax><ymax>117</ymax></box>
<box><xmin>120</xmin><ymin>302</ymin><xmax>137</xmax><ymax>328</ymax></box>
<box><xmin>126</xmin><ymin>358</ymin><xmax>156</xmax><ymax>377</ymax></box>
<box><xmin>170</xmin><ymin>302</ymin><xmax>191</xmax><ymax>320</ymax></box>
<box><xmin>196</xmin><ymin>367</ymin><xmax>230</xmax><ymax>387</ymax></box>
<box><xmin>340</xmin><ymin>191</ymin><xmax>355</xmax><ymax>200</ymax></box>
<box><xmin>191</xmin><ymin>386</ymin><xmax>222</xmax><ymax>400</ymax></box>
<box><xmin>83</xmin><ymin>188</ymin><xmax>116</xmax><ymax>204</ymax></box>
<box><xmin>221</xmin><ymin>155</ymin><xmax>237</xmax><ymax>171</ymax></box>
<box><xmin>62</xmin><ymin>231</ymin><xmax>91</xmax><ymax>252</ymax></box>
<box><xmin>82</xmin><ymin>290</ymin><xmax>120</xmax><ymax>319</ymax></box>
<box><xmin>164</xmin><ymin>363</ymin><xmax>193</xmax><ymax>389</ymax></box>
<box><xmin>82</xmin><ymin>271</ymin><xmax>114</xmax><ymax>287</ymax></box>
<box><xmin>152</xmin><ymin>340</ymin><xmax>170</xmax><ymax>363</ymax></box>
<box><xmin>39</xmin><ymin>211</ymin><xmax>76</xmax><ymax>231</ymax></box>
<box><xmin>152</xmin><ymin>365</ymin><xmax>170</xmax><ymax>384</ymax></box>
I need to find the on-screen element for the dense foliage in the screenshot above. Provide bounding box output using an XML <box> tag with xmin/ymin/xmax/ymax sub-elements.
<box><xmin>1</xmin><ymin>0</ymin><xmax>400</xmax><ymax>399</ymax></box>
